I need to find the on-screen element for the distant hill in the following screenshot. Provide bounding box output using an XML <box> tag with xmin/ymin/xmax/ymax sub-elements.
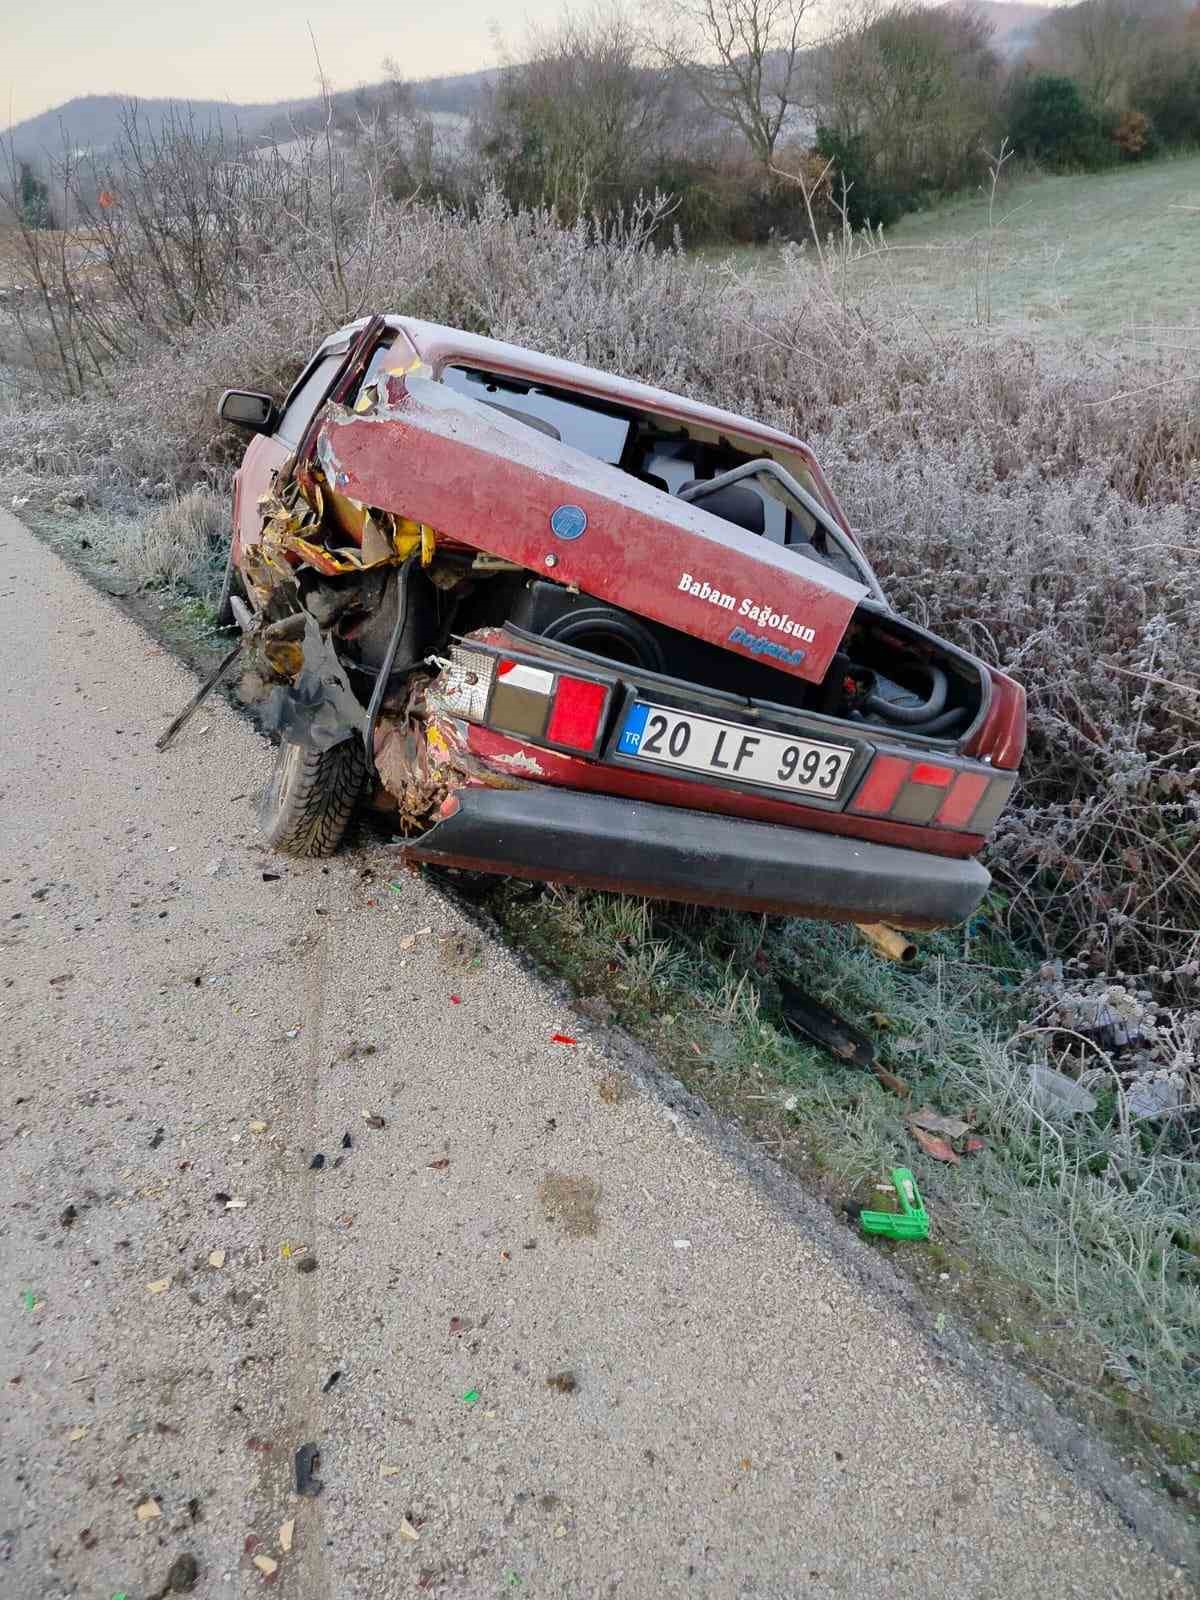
<box><xmin>4</xmin><ymin>69</ymin><xmax>497</xmax><ymax>164</ymax></box>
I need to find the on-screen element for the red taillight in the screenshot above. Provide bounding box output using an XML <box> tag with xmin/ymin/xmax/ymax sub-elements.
<box><xmin>851</xmin><ymin>754</ymin><xmax>1012</xmax><ymax>835</ymax></box>
<box><xmin>935</xmin><ymin>772</ymin><xmax>991</xmax><ymax>830</ymax></box>
<box><xmin>910</xmin><ymin>762</ymin><xmax>952</xmax><ymax>788</ymax></box>
<box><xmin>848</xmin><ymin>754</ymin><xmax>911</xmax><ymax>816</ymax></box>
<box><xmin>546</xmin><ymin>674</ymin><xmax>608</xmax><ymax>752</ymax></box>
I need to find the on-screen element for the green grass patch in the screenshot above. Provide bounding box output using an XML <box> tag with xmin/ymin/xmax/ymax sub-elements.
<box><xmin>714</xmin><ymin>152</ymin><xmax>1200</xmax><ymax>344</ymax></box>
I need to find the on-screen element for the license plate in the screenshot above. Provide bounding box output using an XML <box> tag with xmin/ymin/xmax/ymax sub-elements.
<box><xmin>617</xmin><ymin>702</ymin><xmax>853</xmax><ymax>799</ymax></box>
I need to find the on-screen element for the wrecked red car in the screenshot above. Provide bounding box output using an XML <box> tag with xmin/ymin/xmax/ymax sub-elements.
<box><xmin>213</xmin><ymin>314</ymin><xmax>1024</xmax><ymax>927</ymax></box>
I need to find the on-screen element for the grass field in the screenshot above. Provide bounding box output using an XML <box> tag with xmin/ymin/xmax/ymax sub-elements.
<box><xmin>723</xmin><ymin>153</ymin><xmax>1200</xmax><ymax>345</ymax></box>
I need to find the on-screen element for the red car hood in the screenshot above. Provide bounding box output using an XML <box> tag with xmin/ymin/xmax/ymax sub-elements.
<box><xmin>316</xmin><ymin>372</ymin><xmax>866</xmax><ymax>687</ymax></box>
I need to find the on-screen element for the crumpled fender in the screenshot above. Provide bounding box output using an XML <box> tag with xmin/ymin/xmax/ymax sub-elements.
<box><xmin>316</xmin><ymin>373</ymin><xmax>865</xmax><ymax>686</ymax></box>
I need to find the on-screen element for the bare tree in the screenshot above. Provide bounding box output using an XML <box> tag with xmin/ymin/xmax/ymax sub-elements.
<box><xmin>657</xmin><ymin>0</ymin><xmax>819</xmax><ymax>170</ymax></box>
<box><xmin>1031</xmin><ymin>0</ymin><xmax>1145</xmax><ymax>112</ymax></box>
<box><xmin>481</xmin><ymin>4</ymin><xmax>671</xmax><ymax>220</ymax></box>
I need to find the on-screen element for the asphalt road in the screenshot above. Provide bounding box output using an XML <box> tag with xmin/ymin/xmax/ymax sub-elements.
<box><xmin>0</xmin><ymin>505</ymin><xmax>1192</xmax><ymax>1599</ymax></box>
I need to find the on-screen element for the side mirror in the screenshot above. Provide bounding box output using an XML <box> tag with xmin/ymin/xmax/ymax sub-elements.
<box><xmin>218</xmin><ymin>389</ymin><xmax>277</xmax><ymax>433</ymax></box>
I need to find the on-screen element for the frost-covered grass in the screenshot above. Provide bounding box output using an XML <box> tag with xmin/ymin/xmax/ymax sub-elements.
<box><xmin>716</xmin><ymin>152</ymin><xmax>1200</xmax><ymax>346</ymax></box>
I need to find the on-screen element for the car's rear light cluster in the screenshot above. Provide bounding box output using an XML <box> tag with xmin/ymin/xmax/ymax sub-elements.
<box><xmin>434</xmin><ymin>643</ymin><xmax>611</xmax><ymax>756</ymax></box>
<box><xmin>848</xmin><ymin>753</ymin><xmax>1013</xmax><ymax>834</ymax></box>
<box><xmin>437</xmin><ymin>640</ymin><xmax>1014</xmax><ymax>835</ymax></box>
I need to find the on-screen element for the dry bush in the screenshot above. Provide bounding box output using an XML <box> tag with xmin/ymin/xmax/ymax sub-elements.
<box><xmin>2</xmin><ymin>187</ymin><xmax>1198</xmax><ymax>984</ymax></box>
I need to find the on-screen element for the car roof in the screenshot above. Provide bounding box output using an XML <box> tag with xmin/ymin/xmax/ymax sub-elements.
<box><xmin>318</xmin><ymin>315</ymin><xmax>821</xmax><ymax>469</ymax></box>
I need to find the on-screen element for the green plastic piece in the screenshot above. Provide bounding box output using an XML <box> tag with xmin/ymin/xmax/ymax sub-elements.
<box><xmin>22</xmin><ymin>1289</ymin><xmax>36</xmax><ymax>1311</ymax></box>
<box><xmin>860</xmin><ymin>1167</ymin><xmax>930</xmax><ymax>1241</ymax></box>
<box><xmin>462</xmin><ymin>1388</ymin><xmax>480</xmax><ymax>1405</ymax></box>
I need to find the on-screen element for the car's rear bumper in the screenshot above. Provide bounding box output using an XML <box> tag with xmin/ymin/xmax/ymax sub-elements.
<box><xmin>401</xmin><ymin>785</ymin><xmax>990</xmax><ymax>927</ymax></box>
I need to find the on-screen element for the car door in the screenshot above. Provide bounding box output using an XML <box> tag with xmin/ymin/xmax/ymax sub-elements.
<box><xmin>231</xmin><ymin>346</ymin><xmax>348</xmax><ymax>563</ymax></box>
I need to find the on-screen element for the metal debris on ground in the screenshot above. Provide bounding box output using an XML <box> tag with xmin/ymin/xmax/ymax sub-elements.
<box><xmin>294</xmin><ymin>1443</ymin><xmax>323</xmax><ymax>1496</ymax></box>
<box><xmin>859</xmin><ymin>1168</ymin><xmax>930</xmax><ymax>1242</ymax></box>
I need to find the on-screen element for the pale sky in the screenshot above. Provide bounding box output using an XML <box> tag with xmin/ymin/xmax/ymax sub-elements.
<box><xmin>3</xmin><ymin>0</ymin><xmax>572</xmax><ymax>125</ymax></box>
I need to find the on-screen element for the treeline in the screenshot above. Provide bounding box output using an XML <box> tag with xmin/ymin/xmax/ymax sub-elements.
<box><xmin>9</xmin><ymin>1</ymin><xmax>1200</xmax><ymax>249</ymax></box>
<box><xmin>459</xmin><ymin>0</ymin><xmax>1200</xmax><ymax>241</ymax></box>
<box><xmin>1008</xmin><ymin>0</ymin><xmax>1200</xmax><ymax>175</ymax></box>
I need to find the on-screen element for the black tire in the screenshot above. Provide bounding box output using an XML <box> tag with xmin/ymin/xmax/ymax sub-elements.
<box><xmin>258</xmin><ymin>738</ymin><xmax>367</xmax><ymax>858</ymax></box>
<box><xmin>215</xmin><ymin>541</ymin><xmax>243</xmax><ymax>628</ymax></box>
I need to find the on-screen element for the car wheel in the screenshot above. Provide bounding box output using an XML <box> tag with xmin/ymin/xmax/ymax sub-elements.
<box><xmin>258</xmin><ymin>738</ymin><xmax>367</xmax><ymax>858</ymax></box>
<box><xmin>215</xmin><ymin>541</ymin><xmax>243</xmax><ymax>628</ymax></box>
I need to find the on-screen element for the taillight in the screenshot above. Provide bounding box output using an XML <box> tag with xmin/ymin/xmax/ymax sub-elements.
<box><xmin>432</xmin><ymin>644</ymin><xmax>611</xmax><ymax>755</ymax></box>
<box><xmin>546</xmin><ymin>676</ymin><xmax>608</xmax><ymax>751</ymax></box>
<box><xmin>850</xmin><ymin>754</ymin><xmax>1014</xmax><ymax>834</ymax></box>
<box><xmin>935</xmin><ymin>772</ymin><xmax>990</xmax><ymax>830</ymax></box>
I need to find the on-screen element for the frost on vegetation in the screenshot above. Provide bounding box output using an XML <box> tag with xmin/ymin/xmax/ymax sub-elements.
<box><xmin>3</xmin><ymin>187</ymin><xmax>1195</xmax><ymax>977</ymax></box>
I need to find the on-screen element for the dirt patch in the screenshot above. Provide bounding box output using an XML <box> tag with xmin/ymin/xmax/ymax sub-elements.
<box><xmin>536</xmin><ymin>1172</ymin><xmax>601</xmax><ymax>1239</ymax></box>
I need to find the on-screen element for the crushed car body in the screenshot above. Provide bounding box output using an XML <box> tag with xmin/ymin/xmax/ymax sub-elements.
<box><xmin>210</xmin><ymin>313</ymin><xmax>1026</xmax><ymax>927</ymax></box>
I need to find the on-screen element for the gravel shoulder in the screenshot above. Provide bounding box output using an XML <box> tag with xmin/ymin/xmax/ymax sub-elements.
<box><xmin>1</xmin><ymin>505</ymin><xmax>1192</xmax><ymax>1598</ymax></box>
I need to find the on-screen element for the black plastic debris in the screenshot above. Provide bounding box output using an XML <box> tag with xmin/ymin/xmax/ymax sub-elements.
<box><xmin>60</xmin><ymin>1204</ymin><xmax>78</xmax><ymax>1228</ymax></box>
<box><xmin>309</xmin><ymin>1153</ymin><xmax>326</xmax><ymax>1171</ymax></box>
<box><xmin>294</xmin><ymin>1443</ymin><xmax>323</xmax><ymax>1496</ymax></box>
<box><xmin>778</xmin><ymin>977</ymin><xmax>875</xmax><ymax>1071</ymax></box>
<box><xmin>296</xmin><ymin>1256</ymin><xmax>318</xmax><ymax>1275</ymax></box>
<box><xmin>149</xmin><ymin>1128</ymin><xmax>165</xmax><ymax>1150</ymax></box>
<box><xmin>341</xmin><ymin>1132</ymin><xmax>353</xmax><ymax>1150</ymax></box>
<box><xmin>262</xmin><ymin>872</ymin><xmax>282</xmax><ymax>883</ymax></box>
<box><xmin>322</xmin><ymin>1370</ymin><xmax>342</xmax><ymax>1393</ymax></box>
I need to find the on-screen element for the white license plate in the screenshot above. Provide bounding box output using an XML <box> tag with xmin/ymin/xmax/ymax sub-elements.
<box><xmin>617</xmin><ymin>702</ymin><xmax>853</xmax><ymax>799</ymax></box>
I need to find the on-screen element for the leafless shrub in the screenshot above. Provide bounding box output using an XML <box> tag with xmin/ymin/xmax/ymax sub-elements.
<box><xmin>2</xmin><ymin>175</ymin><xmax>1197</xmax><ymax>982</ymax></box>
